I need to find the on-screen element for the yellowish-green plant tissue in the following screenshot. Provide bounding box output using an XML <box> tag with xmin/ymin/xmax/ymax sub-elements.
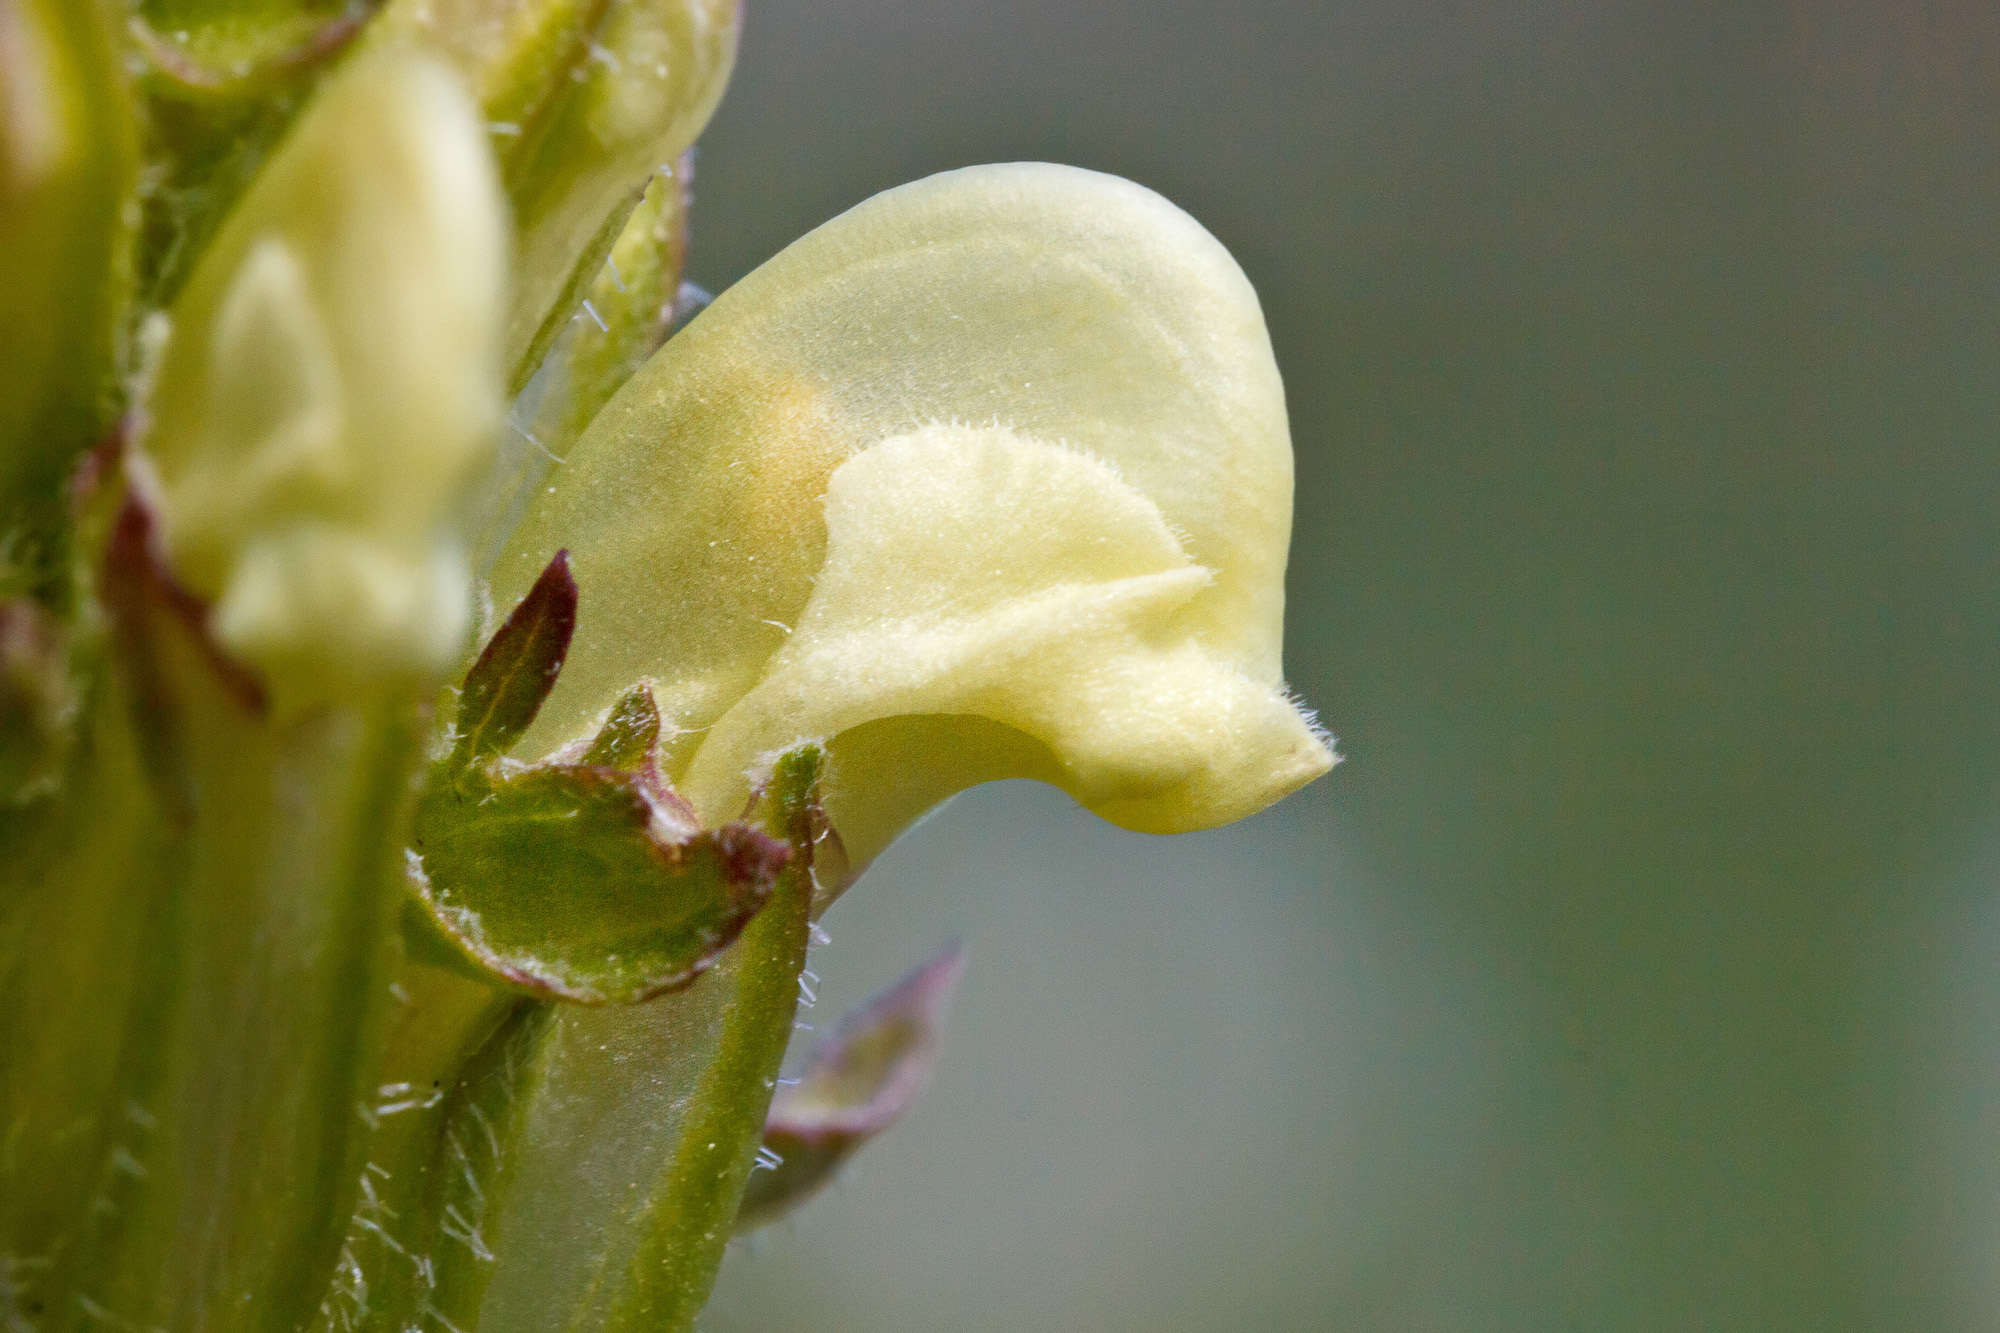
<box><xmin>492</xmin><ymin>162</ymin><xmax>1334</xmax><ymax>887</ymax></box>
<box><xmin>374</xmin><ymin>0</ymin><xmax>739</xmax><ymax>384</ymax></box>
<box><xmin>140</xmin><ymin>47</ymin><xmax>508</xmax><ymax>710</ymax></box>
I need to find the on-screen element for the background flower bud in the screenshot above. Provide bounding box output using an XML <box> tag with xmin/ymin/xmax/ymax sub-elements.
<box><xmin>140</xmin><ymin>48</ymin><xmax>507</xmax><ymax>707</ymax></box>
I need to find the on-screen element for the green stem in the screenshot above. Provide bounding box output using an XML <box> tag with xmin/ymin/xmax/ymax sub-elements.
<box><xmin>0</xmin><ymin>648</ymin><xmax>171</xmax><ymax>1324</ymax></box>
<box><xmin>602</xmin><ymin>848</ymin><xmax>810</xmax><ymax>1332</ymax></box>
<box><xmin>1</xmin><ymin>544</ymin><xmax>425</xmax><ymax>1331</ymax></box>
<box><xmin>83</xmin><ymin>699</ymin><xmax>417</xmax><ymax>1332</ymax></box>
<box><xmin>599</xmin><ymin>751</ymin><xmax>821</xmax><ymax>1333</ymax></box>
<box><xmin>310</xmin><ymin>969</ymin><xmax>547</xmax><ymax>1333</ymax></box>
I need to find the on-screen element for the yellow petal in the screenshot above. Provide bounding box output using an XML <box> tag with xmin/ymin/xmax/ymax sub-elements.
<box><xmin>681</xmin><ymin>425</ymin><xmax>1332</xmax><ymax>864</ymax></box>
<box><xmin>494</xmin><ymin>163</ymin><xmax>1331</xmax><ymax>871</ymax></box>
<box><xmin>143</xmin><ymin>48</ymin><xmax>507</xmax><ymax>707</ymax></box>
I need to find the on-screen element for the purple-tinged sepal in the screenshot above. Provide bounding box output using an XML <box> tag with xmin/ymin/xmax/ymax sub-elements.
<box><xmin>447</xmin><ymin>549</ymin><xmax>577</xmax><ymax>771</ymax></box>
<box><xmin>735</xmin><ymin>940</ymin><xmax>967</xmax><ymax>1233</ymax></box>
<box><xmin>409</xmin><ymin>558</ymin><xmax>792</xmax><ymax>1004</ymax></box>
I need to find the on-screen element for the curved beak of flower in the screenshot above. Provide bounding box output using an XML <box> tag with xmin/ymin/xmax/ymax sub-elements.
<box><xmin>490</xmin><ymin>162</ymin><xmax>1334</xmax><ymax>894</ymax></box>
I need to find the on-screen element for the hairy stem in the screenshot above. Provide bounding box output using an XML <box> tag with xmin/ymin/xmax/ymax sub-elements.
<box><xmin>597</xmin><ymin>749</ymin><xmax>822</xmax><ymax>1333</ymax></box>
<box><xmin>1</xmin><ymin>530</ymin><xmax>425</xmax><ymax>1330</ymax></box>
<box><xmin>603</xmin><ymin>848</ymin><xmax>810</xmax><ymax>1331</ymax></box>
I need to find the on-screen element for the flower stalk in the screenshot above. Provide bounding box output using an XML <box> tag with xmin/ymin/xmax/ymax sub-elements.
<box><xmin>3</xmin><ymin>465</ymin><xmax>422</xmax><ymax>1332</ymax></box>
<box><xmin>590</xmin><ymin>744</ymin><xmax>822</xmax><ymax>1330</ymax></box>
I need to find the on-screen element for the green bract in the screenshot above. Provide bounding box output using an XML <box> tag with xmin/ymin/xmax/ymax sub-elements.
<box><xmin>0</xmin><ymin>3</ymin><xmax>1330</xmax><ymax>1329</ymax></box>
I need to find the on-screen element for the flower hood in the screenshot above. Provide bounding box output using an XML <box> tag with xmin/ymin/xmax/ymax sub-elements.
<box><xmin>489</xmin><ymin>162</ymin><xmax>1333</xmax><ymax>883</ymax></box>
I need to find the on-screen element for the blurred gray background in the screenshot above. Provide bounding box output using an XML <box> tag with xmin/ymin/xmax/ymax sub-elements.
<box><xmin>685</xmin><ymin>2</ymin><xmax>2000</xmax><ymax>1328</ymax></box>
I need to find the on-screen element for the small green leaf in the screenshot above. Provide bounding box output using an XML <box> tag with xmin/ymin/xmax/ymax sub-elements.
<box><xmin>735</xmin><ymin>940</ymin><xmax>966</xmax><ymax>1234</ymax></box>
<box><xmin>450</xmin><ymin>549</ymin><xmax>576</xmax><ymax>770</ymax></box>
<box><xmin>409</xmin><ymin>760</ymin><xmax>788</xmax><ymax>1004</ymax></box>
<box><xmin>579</xmin><ymin>680</ymin><xmax>663</xmax><ymax>770</ymax></box>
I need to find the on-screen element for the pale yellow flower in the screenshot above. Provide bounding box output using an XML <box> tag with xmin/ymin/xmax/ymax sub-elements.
<box><xmin>490</xmin><ymin>162</ymin><xmax>1334</xmax><ymax>886</ymax></box>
